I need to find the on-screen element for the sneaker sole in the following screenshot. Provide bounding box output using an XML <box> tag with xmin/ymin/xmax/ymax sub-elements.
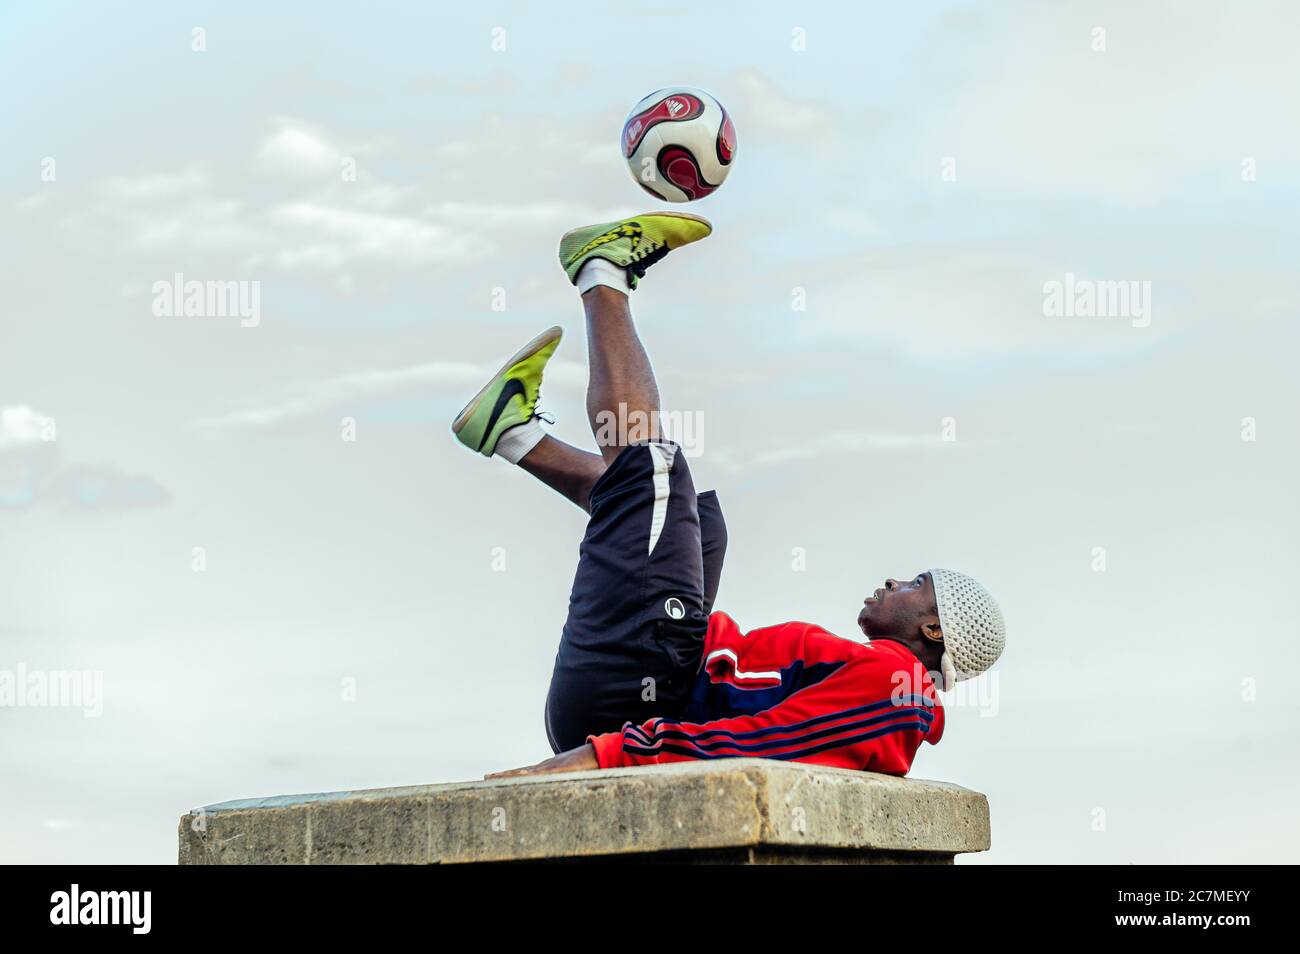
<box><xmin>451</xmin><ymin>325</ymin><xmax>564</xmax><ymax>437</ymax></box>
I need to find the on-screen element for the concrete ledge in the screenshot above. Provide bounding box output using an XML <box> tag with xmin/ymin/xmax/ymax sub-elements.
<box><xmin>178</xmin><ymin>759</ymin><xmax>989</xmax><ymax>865</ymax></box>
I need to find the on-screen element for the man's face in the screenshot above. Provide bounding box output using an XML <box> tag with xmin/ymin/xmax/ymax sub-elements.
<box><xmin>857</xmin><ymin>572</ymin><xmax>939</xmax><ymax>640</ymax></box>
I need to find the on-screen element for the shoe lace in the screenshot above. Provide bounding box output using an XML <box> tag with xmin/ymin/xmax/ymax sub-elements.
<box><xmin>628</xmin><ymin>242</ymin><xmax>669</xmax><ymax>278</ymax></box>
<box><xmin>534</xmin><ymin>408</ymin><xmax>556</xmax><ymax>425</ymax></box>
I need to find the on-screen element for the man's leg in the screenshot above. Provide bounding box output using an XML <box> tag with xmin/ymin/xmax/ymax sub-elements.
<box><xmin>698</xmin><ymin>490</ymin><xmax>728</xmax><ymax>616</ymax></box>
<box><xmin>449</xmin><ymin>324</ymin><xmax>608</xmax><ymax>512</ymax></box>
<box><xmin>506</xmin><ymin>282</ymin><xmax>665</xmax><ymax>511</ymax></box>
<box><xmin>453</xmin><ymin>215</ymin><xmax>709</xmax><ymax>511</ymax></box>
<box><xmin>581</xmin><ymin>285</ymin><xmax>662</xmax><ymax>463</ymax></box>
<box><xmin>516</xmin><ymin>435</ymin><xmax>606</xmax><ymax>512</ymax></box>
<box><xmin>574</xmin><ymin>273</ymin><xmax>728</xmax><ymax>606</ymax></box>
<box><xmin>577</xmin><ymin>267</ymin><xmax>728</xmax><ymax>626</ymax></box>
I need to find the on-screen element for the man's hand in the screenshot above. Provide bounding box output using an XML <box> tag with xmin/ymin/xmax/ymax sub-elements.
<box><xmin>485</xmin><ymin>743</ymin><xmax>599</xmax><ymax>780</ymax></box>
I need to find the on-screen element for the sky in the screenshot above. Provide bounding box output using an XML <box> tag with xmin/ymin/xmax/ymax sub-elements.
<box><xmin>1</xmin><ymin>0</ymin><xmax>1298</xmax><ymax>864</ymax></box>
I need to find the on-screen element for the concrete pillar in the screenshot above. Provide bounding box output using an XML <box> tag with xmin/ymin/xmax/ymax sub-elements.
<box><xmin>178</xmin><ymin>759</ymin><xmax>989</xmax><ymax>865</ymax></box>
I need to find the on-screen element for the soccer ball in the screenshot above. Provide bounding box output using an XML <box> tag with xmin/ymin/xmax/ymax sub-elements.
<box><xmin>621</xmin><ymin>87</ymin><xmax>736</xmax><ymax>202</ymax></box>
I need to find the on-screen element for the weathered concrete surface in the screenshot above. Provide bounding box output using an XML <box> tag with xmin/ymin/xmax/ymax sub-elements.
<box><xmin>178</xmin><ymin>759</ymin><xmax>989</xmax><ymax>865</ymax></box>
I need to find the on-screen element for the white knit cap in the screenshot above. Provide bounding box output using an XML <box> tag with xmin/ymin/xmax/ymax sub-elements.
<box><xmin>928</xmin><ymin>568</ymin><xmax>1006</xmax><ymax>691</ymax></box>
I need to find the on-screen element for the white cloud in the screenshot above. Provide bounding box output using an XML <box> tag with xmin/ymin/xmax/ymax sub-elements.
<box><xmin>731</xmin><ymin>69</ymin><xmax>836</xmax><ymax>141</ymax></box>
<box><xmin>14</xmin><ymin>192</ymin><xmax>49</xmax><ymax>212</ymax></box>
<box><xmin>785</xmin><ymin>247</ymin><xmax>1166</xmax><ymax>361</ymax></box>
<box><xmin>420</xmin><ymin>200</ymin><xmax>628</xmax><ymax>230</ymax></box>
<box><xmin>257</xmin><ymin>127</ymin><xmax>337</xmax><ymax>170</ymax></box>
<box><xmin>190</xmin><ymin>359</ymin><xmax>587</xmax><ymax>431</ymax></box>
<box><xmin>432</xmin><ymin>140</ymin><xmax>479</xmax><ymax>161</ymax></box>
<box><xmin>0</xmin><ymin>407</ymin><xmax>59</xmax><ymax>508</ymax></box>
<box><xmin>0</xmin><ymin>405</ymin><xmax>56</xmax><ymax>449</ymax></box>
<box><xmin>101</xmin><ymin>169</ymin><xmax>208</xmax><ymax>201</ymax></box>
<box><xmin>711</xmin><ymin>429</ymin><xmax>975</xmax><ymax>473</ymax></box>
<box><xmin>1</xmin><ymin>406</ymin><xmax>168</xmax><ymax>511</ymax></box>
<box><xmin>929</xmin><ymin>1</ymin><xmax>1300</xmax><ymax>201</ymax></box>
<box><xmin>125</xmin><ymin>196</ymin><xmax>253</xmax><ymax>252</ymax></box>
<box><xmin>267</xmin><ymin>200</ymin><xmax>494</xmax><ymax>269</ymax></box>
<box><xmin>39</xmin><ymin>115</ymin><xmax>635</xmax><ymax>294</ymax></box>
<box><xmin>42</xmin><ymin>463</ymin><xmax>171</xmax><ymax>510</ymax></box>
<box><xmin>753</xmin><ymin>430</ymin><xmax>965</xmax><ymax>465</ymax></box>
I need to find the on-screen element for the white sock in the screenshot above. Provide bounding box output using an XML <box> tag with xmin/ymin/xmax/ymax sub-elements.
<box><xmin>576</xmin><ymin>257</ymin><xmax>631</xmax><ymax>296</ymax></box>
<box><xmin>494</xmin><ymin>416</ymin><xmax>546</xmax><ymax>464</ymax></box>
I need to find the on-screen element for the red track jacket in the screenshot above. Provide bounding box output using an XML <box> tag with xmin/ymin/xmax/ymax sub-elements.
<box><xmin>588</xmin><ymin>612</ymin><xmax>944</xmax><ymax>774</ymax></box>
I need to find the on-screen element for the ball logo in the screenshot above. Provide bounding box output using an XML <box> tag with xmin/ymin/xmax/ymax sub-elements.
<box><xmin>664</xmin><ymin>597</ymin><xmax>686</xmax><ymax>620</ymax></box>
<box><xmin>622</xmin><ymin>92</ymin><xmax>705</xmax><ymax>157</ymax></box>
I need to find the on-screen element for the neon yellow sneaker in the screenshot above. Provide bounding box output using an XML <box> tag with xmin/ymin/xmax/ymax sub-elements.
<box><xmin>451</xmin><ymin>326</ymin><xmax>562</xmax><ymax>456</ymax></box>
<box><xmin>558</xmin><ymin>212</ymin><xmax>712</xmax><ymax>290</ymax></box>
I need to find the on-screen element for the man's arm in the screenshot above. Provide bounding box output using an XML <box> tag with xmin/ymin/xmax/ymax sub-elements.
<box><xmin>485</xmin><ymin>743</ymin><xmax>598</xmax><ymax>779</ymax></box>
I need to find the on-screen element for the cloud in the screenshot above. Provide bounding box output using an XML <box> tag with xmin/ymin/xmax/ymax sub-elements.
<box><xmin>927</xmin><ymin>1</ymin><xmax>1300</xmax><ymax>201</ymax></box>
<box><xmin>775</xmin><ymin>245</ymin><xmax>1188</xmax><ymax>363</ymax></box>
<box><xmin>0</xmin><ymin>405</ymin><xmax>169</xmax><ymax>512</ymax></box>
<box><xmin>730</xmin><ymin>69</ymin><xmax>837</xmax><ymax>141</ymax></box>
<box><xmin>34</xmin><ymin>115</ymin><xmax>630</xmax><ymax>300</ymax></box>
<box><xmin>257</xmin><ymin>127</ymin><xmax>337</xmax><ymax>171</ymax></box>
<box><xmin>776</xmin><ymin>239</ymin><xmax>1300</xmax><ymax>367</ymax></box>
<box><xmin>710</xmin><ymin>429</ymin><xmax>975</xmax><ymax>474</ymax></box>
<box><xmin>266</xmin><ymin>200</ymin><xmax>493</xmax><ymax>270</ymax></box>
<box><xmin>419</xmin><ymin>200</ymin><xmax>627</xmax><ymax>230</ymax></box>
<box><xmin>190</xmin><ymin>359</ymin><xmax>587</xmax><ymax>431</ymax></box>
<box><xmin>41</xmin><ymin>463</ymin><xmax>171</xmax><ymax>511</ymax></box>
<box><xmin>14</xmin><ymin>192</ymin><xmax>49</xmax><ymax>212</ymax></box>
<box><xmin>751</xmin><ymin>430</ymin><xmax>965</xmax><ymax>466</ymax></box>
<box><xmin>0</xmin><ymin>406</ymin><xmax>59</xmax><ymax>508</ymax></box>
<box><xmin>100</xmin><ymin>169</ymin><xmax>209</xmax><ymax>202</ymax></box>
<box><xmin>0</xmin><ymin>405</ymin><xmax>57</xmax><ymax>449</ymax></box>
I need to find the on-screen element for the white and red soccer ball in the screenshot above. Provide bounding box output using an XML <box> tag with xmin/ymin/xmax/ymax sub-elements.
<box><xmin>622</xmin><ymin>87</ymin><xmax>736</xmax><ymax>203</ymax></box>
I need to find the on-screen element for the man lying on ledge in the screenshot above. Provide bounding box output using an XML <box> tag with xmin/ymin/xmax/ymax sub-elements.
<box><xmin>449</xmin><ymin>212</ymin><xmax>1007</xmax><ymax>780</ymax></box>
